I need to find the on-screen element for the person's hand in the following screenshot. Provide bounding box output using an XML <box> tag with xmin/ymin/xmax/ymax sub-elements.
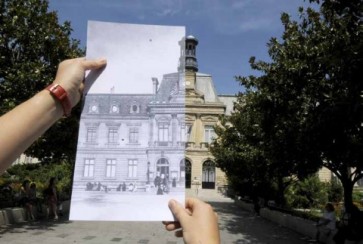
<box><xmin>163</xmin><ymin>198</ymin><xmax>220</xmax><ymax>244</ymax></box>
<box><xmin>53</xmin><ymin>57</ymin><xmax>107</xmax><ymax>107</ymax></box>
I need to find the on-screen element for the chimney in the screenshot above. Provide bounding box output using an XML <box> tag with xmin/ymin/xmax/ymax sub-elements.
<box><xmin>152</xmin><ymin>77</ymin><xmax>159</xmax><ymax>94</ymax></box>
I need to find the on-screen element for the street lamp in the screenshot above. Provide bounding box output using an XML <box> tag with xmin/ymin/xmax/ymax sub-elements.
<box><xmin>147</xmin><ymin>161</ymin><xmax>150</xmax><ymax>184</ymax></box>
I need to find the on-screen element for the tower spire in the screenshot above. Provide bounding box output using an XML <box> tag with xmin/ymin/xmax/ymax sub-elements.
<box><xmin>179</xmin><ymin>35</ymin><xmax>199</xmax><ymax>92</ymax></box>
<box><xmin>185</xmin><ymin>35</ymin><xmax>198</xmax><ymax>72</ymax></box>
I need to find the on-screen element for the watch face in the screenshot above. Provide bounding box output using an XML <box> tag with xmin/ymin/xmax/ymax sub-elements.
<box><xmin>46</xmin><ymin>84</ymin><xmax>72</xmax><ymax>116</ymax></box>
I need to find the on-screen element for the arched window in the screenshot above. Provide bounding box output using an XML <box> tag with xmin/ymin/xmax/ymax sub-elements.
<box><xmin>202</xmin><ymin>160</ymin><xmax>215</xmax><ymax>189</ymax></box>
<box><xmin>183</xmin><ymin>159</ymin><xmax>192</xmax><ymax>188</ymax></box>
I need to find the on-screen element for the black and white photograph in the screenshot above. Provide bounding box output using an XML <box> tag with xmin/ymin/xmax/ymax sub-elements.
<box><xmin>70</xmin><ymin>21</ymin><xmax>186</xmax><ymax>221</ymax></box>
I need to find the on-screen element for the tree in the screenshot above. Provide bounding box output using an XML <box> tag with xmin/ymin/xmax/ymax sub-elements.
<box><xmin>212</xmin><ymin>68</ymin><xmax>320</xmax><ymax>206</ymax></box>
<box><xmin>213</xmin><ymin>0</ymin><xmax>363</xmax><ymax>211</ymax></box>
<box><xmin>292</xmin><ymin>0</ymin><xmax>363</xmax><ymax>212</ymax></box>
<box><xmin>0</xmin><ymin>0</ymin><xmax>84</xmax><ymax>163</ymax></box>
<box><xmin>211</xmin><ymin>95</ymin><xmax>277</xmax><ymax>201</ymax></box>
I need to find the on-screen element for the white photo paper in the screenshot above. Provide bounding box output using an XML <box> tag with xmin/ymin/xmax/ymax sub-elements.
<box><xmin>69</xmin><ymin>21</ymin><xmax>186</xmax><ymax>221</ymax></box>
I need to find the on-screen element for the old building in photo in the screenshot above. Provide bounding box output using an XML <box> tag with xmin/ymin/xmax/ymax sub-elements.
<box><xmin>73</xmin><ymin>78</ymin><xmax>186</xmax><ymax>192</ymax></box>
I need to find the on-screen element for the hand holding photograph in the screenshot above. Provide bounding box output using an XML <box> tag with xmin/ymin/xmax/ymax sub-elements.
<box><xmin>69</xmin><ymin>21</ymin><xmax>186</xmax><ymax>221</ymax></box>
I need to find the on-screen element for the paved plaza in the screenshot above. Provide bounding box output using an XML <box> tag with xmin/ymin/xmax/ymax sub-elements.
<box><xmin>0</xmin><ymin>190</ymin><xmax>310</xmax><ymax>244</ymax></box>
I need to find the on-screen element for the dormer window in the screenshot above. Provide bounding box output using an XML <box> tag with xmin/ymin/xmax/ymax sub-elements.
<box><xmin>89</xmin><ymin>104</ymin><xmax>98</xmax><ymax>113</ymax></box>
<box><xmin>130</xmin><ymin>103</ymin><xmax>140</xmax><ymax>114</ymax></box>
<box><xmin>132</xmin><ymin>105</ymin><xmax>138</xmax><ymax>112</ymax></box>
<box><xmin>111</xmin><ymin>105</ymin><xmax>119</xmax><ymax>113</ymax></box>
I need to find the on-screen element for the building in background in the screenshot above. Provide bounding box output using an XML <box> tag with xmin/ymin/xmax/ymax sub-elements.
<box><xmin>13</xmin><ymin>155</ymin><xmax>38</xmax><ymax>165</ymax></box>
<box><xmin>183</xmin><ymin>36</ymin><xmax>235</xmax><ymax>190</ymax></box>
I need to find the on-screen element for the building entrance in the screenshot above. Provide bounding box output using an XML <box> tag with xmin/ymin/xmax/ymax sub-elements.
<box><xmin>157</xmin><ymin>158</ymin><xmax>169</xmax><ymax>178</ymax></box>
<box><xmin>202</xmin><ymin>160</ymin><xmax>215</xmax><ymax>189</ymax></box>
<box><xmin>184</xmin><ymin>159</ymin><xmax>191</xmax><ymax>188</ymax></box>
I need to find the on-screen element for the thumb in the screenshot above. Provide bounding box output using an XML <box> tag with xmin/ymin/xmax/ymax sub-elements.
<box><xmin>82</xmin><ymin>58</ymin><xmax>107</xmax><ymax>70</ymax></box>
<box><xmin>168</xmin><ymin>199</ymin><xmax>190</xmax><ymax>224</ymax></box>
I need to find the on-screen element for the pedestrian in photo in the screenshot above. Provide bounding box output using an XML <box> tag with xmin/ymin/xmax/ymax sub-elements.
<box><xmin>154</xmin><ymin>173</ymin><xmax>163</xmax><ymax>195</ymax></box>
<box><xmin>154</xmin><ymin>173</ymin><xmax>161</xmax><ymax>188</ymax></box>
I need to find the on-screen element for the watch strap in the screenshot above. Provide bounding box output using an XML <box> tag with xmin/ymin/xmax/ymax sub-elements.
<box><xmin>45</xmin><ymin>84</ymin><xmax>72</xmax><ymax>117</ymax></box>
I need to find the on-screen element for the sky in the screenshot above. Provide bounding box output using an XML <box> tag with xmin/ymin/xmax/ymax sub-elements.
<box><xmin>85</xmin><ymin>21</ymin><xmax>184</xmax><ymax>94</ymax></box>
<box><xmin>48</xmin><ymin>0</ymin><xmax>314</xmax><ymax>95</ymax></box>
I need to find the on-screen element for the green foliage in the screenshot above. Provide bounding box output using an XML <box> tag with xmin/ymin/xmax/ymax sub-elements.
<box><xmin>290</xmin><ymin>208</ymin><xmax>321</xmax><ymax>222</ymax></box>
<box><xmin>211</xmin><ymin>108</ymin><xmax>277</xmax><ymax>202</ymax></box>
<box><xmin>352</xmin><ymin>190</ymin><xmax>363</xmax><ymax>207</ymax></box>
<box><xmin>0</xmin><ymin>0</ymin><xmax>84</xmax><ymax>163</ymax></box>
<box><xmin>285</xmin><ymin>174</ymin><xmax>343</xmax><ymax>210</ymax></box>
<box><xmin>285</xmin><ymin>174</ymin><xmax>328</xmax><ymax>209</ymax></box>
<box><xmin>2</xmin><ymin>162</ymin><xmax>73</xmax><ymax>200</ymax></box>
<box><xmin>327</xmin><ymin>177</ymin><xmax>343</xmax><ymax>203</ymax></box>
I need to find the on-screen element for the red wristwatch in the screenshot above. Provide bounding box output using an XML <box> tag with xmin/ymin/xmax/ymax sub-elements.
<box><xmin>45</xmin><ymin>84</ymin><xmax>72</xmax><ymax>117</ymax></box>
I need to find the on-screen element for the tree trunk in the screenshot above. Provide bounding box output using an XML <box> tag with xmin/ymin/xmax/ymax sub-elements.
<box><xmin>341</xmin><ymin>177</ymin><xmax>354</xmax><ymax>213</ymax></box>
<box><xmin>276</xmin><ymin>176</ymin><xmax>286</xmax><ymax>207</ymax></box>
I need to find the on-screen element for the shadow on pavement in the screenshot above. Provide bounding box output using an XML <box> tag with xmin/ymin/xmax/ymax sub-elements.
<box><xmin>0</xmin><ymin>216</ymin><xmax>72</xmax><ymax>236</ymax></box>
<box><xmin>208</xmin><ymin>200</ymin><xmax>306</xmax><ymax>244</ymax></box>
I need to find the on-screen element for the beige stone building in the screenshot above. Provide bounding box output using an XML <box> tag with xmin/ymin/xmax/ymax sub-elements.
<box><xmin>183</xmin><ymin>36</ymin><xmax>235</xmax><ymax>190</ymax></box>
<box><xmin>13</xmin><ymin>154</ymin><xmax>38</xmax><ymax>165</ymax></box>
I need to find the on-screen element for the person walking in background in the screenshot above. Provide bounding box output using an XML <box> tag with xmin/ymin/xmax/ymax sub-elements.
<box><xmin>29</xmin><ymin>182</ymin><xmax>42</xmax><ymax>214</ymax></box>
<box><xmin>44</xmin><ymin>177</ymin><xmax>58</xmax><ymax>220</ymax></box>
<box><xmin>315</xmin><ymin>202</ymin><xmax>336</xmax><ymax>243</ymax></box>
<box><xmin>19</xmin><ymin>179</ymin><xmax>34</xmax><ymax>220</ymax></box>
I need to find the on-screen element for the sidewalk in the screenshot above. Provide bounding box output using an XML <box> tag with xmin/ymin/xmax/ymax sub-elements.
<box><xmin>0</xmin><ymin>190</ymin><xmax>310</xmax><ymax>244</ymax></box>
<box><xmin>189</xmin><ymin>189</ymin><xmax>308</xmax><ymax>244</ymax></box>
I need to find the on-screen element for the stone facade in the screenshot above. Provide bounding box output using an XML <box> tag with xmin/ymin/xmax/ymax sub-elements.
<box><xmin>184</xmin><ymin>69</ymin><xmax>234</xmax><ymax>190</ymax></box>
<box><xmin>183</xmin><ymin>36</ymin><xmax>236</xmax><ymax>190</ymax></box>
<box><xmin>73</xmin><ymin>85</ymin><xmax>186</xmax><ymax>191</ymax></box>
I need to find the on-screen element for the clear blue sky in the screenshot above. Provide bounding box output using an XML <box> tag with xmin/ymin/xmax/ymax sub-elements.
<box><xmin>49</xmin><ymin>0</ymin><xmax>314</xmax><ymax>95</ymax></box>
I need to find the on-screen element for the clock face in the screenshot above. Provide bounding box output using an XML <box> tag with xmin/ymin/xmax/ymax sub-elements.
<box><xmin>91</xmin><ymin>105</ymin><xmax>97</xmax><ymax>112</ymax></box>
<box><xmin>186</xmin><ymin>81</ymin><xmax>191</xmax><ymax>86</ymax></box>
<box><xmin>112</xmin><ymin>105</ymin><xmax>118</xmax><ymax>112</ymax></box>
